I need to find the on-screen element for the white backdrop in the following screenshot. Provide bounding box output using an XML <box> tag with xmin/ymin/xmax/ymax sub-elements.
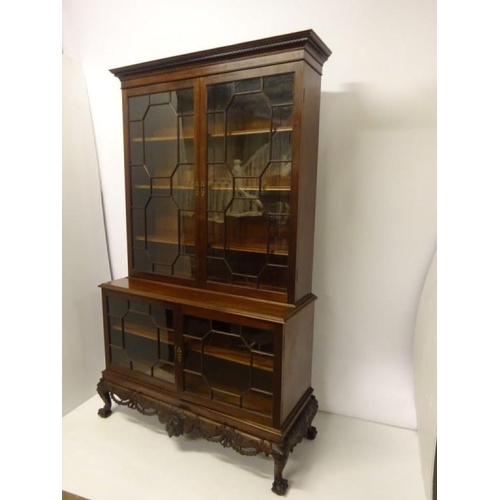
<box><xmin>62</xmin><ymin>0</ymin><xmax>436</xmax><ymax>429</ymax></box>
<box><xmin>62</xmin><ymin>54</ymin><xmax>111</xmax><ymax>415</ymax></box>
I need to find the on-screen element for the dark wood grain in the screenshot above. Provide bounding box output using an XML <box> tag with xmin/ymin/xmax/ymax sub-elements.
<box><xmin>294</xmin><ymin>62</ymin><xmax>323</xmax><ymax>301</ymax></box>
<box><xmin>280</xmin><ymin>301</ymin><xmax>315</xmax><ymax>424</ymax></box>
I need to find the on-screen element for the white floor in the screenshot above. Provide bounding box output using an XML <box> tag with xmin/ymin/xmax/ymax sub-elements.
<box><xmin>62</xmin><ymin>395</ymin><xmax>426</xmax><ymax>500</ymax></box>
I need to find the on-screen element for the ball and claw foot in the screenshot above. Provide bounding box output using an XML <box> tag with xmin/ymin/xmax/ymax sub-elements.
<box><xmin>98</xmin><ymin>407</ymin><xmax>112</xmax><ymax>418</ymax></box>
<box><xmin>272</xmin><ymin>478</ymin><xmax>289</xmax><ymax>496</ymax></box>
<box><xmin>306</xmin><ymin>425</ymin><xmax>317</xmax><ymax>440</ymax></box>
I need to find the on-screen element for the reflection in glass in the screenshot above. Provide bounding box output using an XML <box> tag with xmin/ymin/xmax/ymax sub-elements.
<box><xmin>205</xmin><ymin>75</ymin><xmax>294</xmax><ymax>292</ymax></box>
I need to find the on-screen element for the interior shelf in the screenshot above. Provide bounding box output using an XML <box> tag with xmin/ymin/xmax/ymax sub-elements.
<box><xmin>131</xmin><ymin>126</ymin><xmax>292</xmax><ymax>142</ymax></box>
<box><xmin>134</xmin><ymin>184</ymin><xmax>291</xmax><ymax>192</ymax></box>
<box><xmin>183</xmin><ymin>337</ymin><xmax>274</xmax><ymax>372</ymax></box>
<box><xmin>134</xmin><ymin>235</ymin><xmax>288</xmax><ymax>256</ymax></box>
<box><xmin>113</xmin><ymin>324</ymin><xmax>273</xmax><ymax>372</ymax></box>
<box><xmin>115</xmin><ymin>323</ymin><xmax>174</xmax><ymax>343</ymax></box>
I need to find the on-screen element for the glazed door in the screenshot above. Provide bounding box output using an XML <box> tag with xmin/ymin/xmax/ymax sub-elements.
<box><xmin>126</xmin><ymin>80</ymin><xmax>201</xmax><ymax>283</ymax></box>
<box><xmin>105</xmin><ymin>293</ymin><xmax>176</xmax><ymax>388</ymax></box>
<box><xmin>200</xmin><ymin>68</ymin><xmax>296</xmax><ymax>298</ymax></box>
<box><xmin>179</xmin><ymin>309</ymin><xmax>278</xmax><ymax>425</ymax></box>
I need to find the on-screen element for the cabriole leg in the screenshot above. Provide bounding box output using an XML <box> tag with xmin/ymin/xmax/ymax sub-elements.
<box><xmin>271</xmin><ymin>449</ymin><xmax>289</xmax><ymax>496</ymax></box>
<box><xmin>97</xmin><ymin>380</ymin><xmax>112</xmax><ymax>418</ymax></box>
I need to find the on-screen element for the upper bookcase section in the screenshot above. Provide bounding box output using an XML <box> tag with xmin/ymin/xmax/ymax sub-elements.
<box><xmin>110</xmin><ymin>30</ymin><xmax>331</xmax><ymax>85</ymax></box>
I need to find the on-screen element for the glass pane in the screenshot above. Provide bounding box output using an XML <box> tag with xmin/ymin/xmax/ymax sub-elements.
<box><xmin>263</xmin><ymin>73</ymin><xmax>294</xmax><ymax>105</ymax></box>
<box><xmin>173</xmin><ymin>254</ymin><xmax>194</xmax><ymax>278</ymax></box>
<box><xmin>205</xmin><ymin>76</ymin><xmax>294</xmax><ymax>292</ymax></box>
<box><xmin>172</xmin><ymin>166</ymin><xmax>195</xmax><ymax>210</ymax></box>
<box><xmin>108</xmin><ymin>296</ymin><xmax>128</xmax><ymax>318</ymax></box>
<box><xmin>153</xmin><ymin>361</ymin><xmax>174</xmax><ymax>383</ymax></box>
<box><xmin>146</xmin><ymin>197</ymin><xmax>178</xmax><ymax>250</ymax></box>
<box><xmin>271</xmin><ymin>106</ymin><xmax>292</xmax><ymax>161</ymax></box>
<box><xmin>132</xmin><ymin>209</ymin><xmax>146</xmax><ymax>249</ymax></box>
<box><xmin>131</xmin><ymin>166</ymin><xmax>150</xmax><ymax>208</ymax></box>
<box><xmin>129</xmin><ymin>95</ymin><xmax>149</xmax><ymax>121</ymax></box>
<box><xmin>207</xmin><ymin>113</ymin><xmax>225</xmax><ymax>163</ymax></box>
<box><xmin>133</xmin><ymin>248</ymin><xmax>152</xmax><ymax>272</ymax></box>
<box><xmin>235</xmin><ymin>77</ymin><xmax>262</xmax><ymax>94</ymax></box>
<box><xmin>150</xmin><ymin>92</ymin><xmax>170</xmax><ymax>105</ymax></box>
<box><xmin>109</xmin><ymin>316</ymin><xmax>123</xmax><ymax>347</ymax></box>
<box><xmin>227</xmin><ymin>93</ymin><xmax>271</xmax><ymax>170</ymax></box>
<box><xmin>208</xmin><ymin>82</ymin><xmax>234</xmax><ymax>112</ymax></box>
<box><xmin>144</xmin><ymin>104</ymin><xmax>177</xmax><ymax>177</ymax></box>
<box><xmin>151</xmin><ymin>177</ymin><xmax>170</xmax><ymax>197</ymax></box>
<box><xmin>179</xmin><ymin>116</ymin><xmax>194</xmax><ymax>163</ymax></box>
<box><xmin>129</xmin><ymin>121</ymin><xmax>143</xmax><ymax>165</ymax></box>
<box><xmin>129</xmin><ymin>88</ymin><xmax>195</xmax><ymax>280</ymax></box>
<box><xmin>107</xmin><ymin>297</ymin><xmax>175</xmax><ymax>385</ymax></box>
<box><xmin>171</xmin><ymin>88</ymin><xmax>194</xmax><ymax>115</ymax></box>
<box><xmin>179</xmin><ymin>211</ymin><xmax>195</xmax><ymax>255</ymax></box>
<box><xmin>110</xmin><ymin>347</ymin><xmax>129</xmax><ymax>368</ymax></box>
<box><xmin>182</xmin><ymin>315</ymin><xmax>274</xmax><ymax>416</ymax></box>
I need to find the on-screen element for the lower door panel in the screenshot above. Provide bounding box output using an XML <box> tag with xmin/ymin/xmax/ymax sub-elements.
<box><xmin>105</xmin><ymin>292</ymin><xmax>176</xmax><ymax>388</ymax></box>
<box><xmin>180</xmin><ymin>309</ymin><xmax>278</xmax><ymax>425</ymax></box>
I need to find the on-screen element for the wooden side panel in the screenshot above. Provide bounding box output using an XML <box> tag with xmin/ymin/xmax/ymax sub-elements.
<box><xmin>294</xmin><ymin>63</ymin><xmax>322</xmax><ymax>301</ymax></box>
<box><xmin>280</xmin><ymin>301</ymin><xmax>315</xmax><ymax>424</ymax></box>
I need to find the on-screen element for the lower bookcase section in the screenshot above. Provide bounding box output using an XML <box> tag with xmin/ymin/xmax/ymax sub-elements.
<box><xmin>98</xmin><ymin>278</ymin><xmax>317</xmax><ymax>495</ymax></box>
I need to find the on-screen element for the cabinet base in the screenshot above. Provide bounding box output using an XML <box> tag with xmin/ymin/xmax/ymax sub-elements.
<box><xmin>97</xmin><ymin>378</ymin><xmax>318</xmax><ymax>495</ymax></box>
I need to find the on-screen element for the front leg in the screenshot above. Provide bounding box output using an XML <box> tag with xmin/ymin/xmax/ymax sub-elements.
<box><xmin>271</xmin><ymin>447</ymin><xmax>290</xmax><ymax>496</ymax></box>
<box><xmin>97</xmin><ymin>380</ymin><xmax>112</xmax><ymax>418</ymax></box>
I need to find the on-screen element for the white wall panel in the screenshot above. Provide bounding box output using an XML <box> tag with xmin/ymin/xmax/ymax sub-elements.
<box><xmin>62</xmin><ymin>54</ymin><xmax>111</xmax><ymax>416</ymax></box>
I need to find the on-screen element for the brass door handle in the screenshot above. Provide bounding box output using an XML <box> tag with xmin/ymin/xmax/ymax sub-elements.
<box><xmin>176</xmin><ymin>346</ymin><xmax>182</xmax><ymax>363</ymax></box>
<box><xmin>200</xmin><ymin>181</ymin><xmax>206</xmax><ymax>197</ymax></box>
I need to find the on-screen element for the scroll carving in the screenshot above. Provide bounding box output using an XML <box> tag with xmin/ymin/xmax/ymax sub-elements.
<box><xmin>96</xmin><ymin>378</ymin><xmax>318</xmax><ymax>495</ymax></box>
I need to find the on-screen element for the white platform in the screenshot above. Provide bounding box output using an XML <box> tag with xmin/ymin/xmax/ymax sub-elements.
<box><xmin>62</xmin><ymin>395</ymin><xmax>426</xmax><ymax>500</ymax></box>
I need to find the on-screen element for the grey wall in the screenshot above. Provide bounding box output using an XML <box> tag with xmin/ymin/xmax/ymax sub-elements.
<box><xmin>62</xmin><ymin>54</ymin><xmax>111</xmax><ymax>416</ymax></box>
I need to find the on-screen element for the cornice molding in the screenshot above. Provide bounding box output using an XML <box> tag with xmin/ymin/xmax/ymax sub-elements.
<box><xmin>110</xmin><ymin>30</ymin><xmax>331</xmax><ymax>80</ymax></box>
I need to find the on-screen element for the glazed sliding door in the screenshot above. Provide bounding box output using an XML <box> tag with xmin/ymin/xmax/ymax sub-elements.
<box><xmin>201</xmin><ymin>69</ymin><xmax>296</xmax><ymax>296</ymax></box>
<box><xmin>126</xmin><ymin>80</ymin><xmax>200</xmax><ymax>283</ymax></box>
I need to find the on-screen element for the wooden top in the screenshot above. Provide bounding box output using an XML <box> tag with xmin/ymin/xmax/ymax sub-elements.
<box><xmin>110</xmin><ymin>30</ymin><xmax>331</xmax><ymax>80</ymax></box>
<box><xmin>100</xmin><ymin>277</ymin><xmax>316</xmax><ymax>324</ymax></box>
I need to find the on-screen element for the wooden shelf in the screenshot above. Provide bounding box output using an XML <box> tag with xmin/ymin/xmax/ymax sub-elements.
<box><xmin>131</xmin><ymin>126</ymin><xmax>292</xmax><ymax>142</ymax></box>
<box><xmin>113</xmin><ymin>324</ymin><xmax>273</xmax><ymax>372</ymax></box>
<box><xmin>134</xmin><ymin>185</ymin><xmax>193</xmax><ymax>190</ymax></box>
<box><xmin>135</xmin><ymin>235</ymin><xmax>194</xmax><ymax>245</ymax></box>
<box><xmin>184</xmin><ymin>339</ymin><xmax>274</xmax><ymax>372</ymax></box>
<box><xmin>210</xmin><ymin>126</ymin><xmax>292</xmax><ymax>138</ymax></box>
<box><xmin>134</xmin><ymin>235</ymin><xmax>288</xmax><ymax>256</ymax></box>
<box><xmin>208</xmin><ymin>185</ymin><xmax>290</xmax><ymax>192</ymax></box>
<box><xmin>133</xmin><ymin>184</ymin><xmax>290</xmax><ymax>192</ymax></box>
<box><xmin>131</xmin><ymin>136</ymin><xmax>194</xmax><ymax>142</ymax></box>
<box><xmin>116</xmin><ymin>323</ymin><xmax>174</xmax><ymax>343</ymax></box>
